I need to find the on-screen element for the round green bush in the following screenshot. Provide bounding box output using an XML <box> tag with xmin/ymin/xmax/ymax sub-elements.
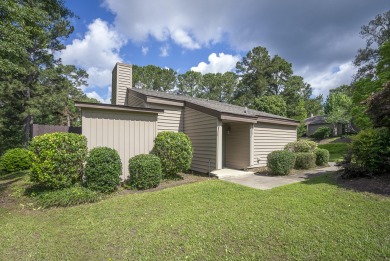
<box><xmin>294</xmin><ymin>152</ymin><xmax>316</xmax><ymax>169</ymax></box>
<box><xmin>0</xmin><ymin>148</ymin><xmax>31</xmax><ymax>174</ymax></box>
<box><xmin>315</xmin><ymin>149</ymin><xmax>330</xmax><ymax>166</ymax></box>
<box><xmin>152</xmin><ymin>131</ymin><xmax>193</xmax><ymax>179</ymax></box>
<box><xmin>311</xmin><ymin>126</ymin><xmax>332</xmax><ymax>140</ymax></box>
<box><xmin>29</xmin><ymin>132</ymin><xmax>88</xmax><ymax>189</ymax></box>
<box><xmin>128</xmin><ymin>154</ymin><xmax>162</xmax><ymax>190</ymax></box>
<box><xmin>84</xmin><ymin>147</ymin><xmax>122</xmax><ymax>193</ymax></box>
<box><xmin>284</xmin><ymin>139</ymin><xmax>318</xmax><ymax>153</ymax></box>
<box><xmin>267</xmin><ymin>150</ymin><xmax>296</xmax><ymax>175</ymax></box>
<box><xmin>350</xmin><ymin>127</ymin><xmax>390</xmax><ymax>174</ymax></box>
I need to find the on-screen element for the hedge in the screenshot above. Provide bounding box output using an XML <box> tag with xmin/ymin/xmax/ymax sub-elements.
<box><xmin>128</xmin><ymin>154</ymin><xmax>162</xmax><ymax>190</ymax></box>
<box><xmin>284</xmin><ymin>140</ymin><xmax>318</xmax><ymax>153</ymax></box>
<box><xmin>267</xmin><ymin>150</ymin><xmax>296</xmax><ymax>175</ymax></box>
<box><xmin>349</xmin><ymin>128</ymin><xmax>390</xmax><ymax>175</ymax></box>
<box><xmin>84</xmin><ymin>147</ymin><xmax>122</xmax><ymax>193</ymax></box>
<box><xmin>29</xmin><ymin>133</ymin><xmax>88</xmax><ymax>189</ymax></box>
<box><xmin>294</xmin><ymin>152</ymin><xmax>316</xmax><ymax>169</ymax></box>
<box><xmin>152</xmin><ymin>131</ymin><xmax>192</xmax><ymax>179</ymax></box>
<box><xmin>315</xmin><ymin>149</ymin><xmax>330</xmax><ymax>166</ymax></box>
<box><xmin>0</xmin><ymin>148</ymin><xmax>31</xmax><ymax>174</ymax></box>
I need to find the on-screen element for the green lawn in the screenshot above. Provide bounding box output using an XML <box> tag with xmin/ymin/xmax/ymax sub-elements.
<box><xmin>1</xmin><ymin>174</ymin><xmax>389</xmax><ymax>260</ymax></box>
<box><xmin>318</xmin><ymin>143</ymin><xmax>350</xmax><ymax>162</ymax></box>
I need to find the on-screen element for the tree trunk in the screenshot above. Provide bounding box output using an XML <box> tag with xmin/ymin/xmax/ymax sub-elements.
<box><xmin>23</xmin><ymin>83</ymin><xmax>31</xmax><ymax>147</ymax></box>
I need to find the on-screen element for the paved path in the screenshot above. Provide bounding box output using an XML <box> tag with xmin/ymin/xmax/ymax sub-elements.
<box><xmin>214</xmin><ymin>162</ymin><xmax>339</xmax><ymax>190</ymax></box>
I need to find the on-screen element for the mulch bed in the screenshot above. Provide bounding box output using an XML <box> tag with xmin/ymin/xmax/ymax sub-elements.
<box><xmin>335</xmin><ymin>173</ymin><xmax>390</xmax><ymax>197</ymax></box>
<box><xmin>116</xmin><ymin>172</ymin><xmax>214</xmax><ymax>195</ymax></box>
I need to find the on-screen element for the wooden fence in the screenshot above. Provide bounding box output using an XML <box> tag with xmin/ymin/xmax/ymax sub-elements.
<box><xmin>31</xmin><ymin>124</ymin><xmax>82</xmax><ymax>138</ymax></box>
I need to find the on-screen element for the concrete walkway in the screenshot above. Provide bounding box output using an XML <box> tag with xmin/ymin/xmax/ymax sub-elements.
<box><xmin>211</xmin><ymin>162</ymin><xmax>339</xmax><ymax>190</ymax></box>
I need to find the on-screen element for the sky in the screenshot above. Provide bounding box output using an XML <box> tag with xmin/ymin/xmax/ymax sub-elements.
<box><xmin>59</xmin><ymin>0</ymin><xmax>389</xmax><ymax>103</ymax></box>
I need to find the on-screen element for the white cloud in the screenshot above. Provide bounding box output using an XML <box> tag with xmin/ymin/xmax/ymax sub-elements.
<box><xmin>171</xmin><ymin>29</ymin><xmax>201</xmax><ymax>49</ymax></box>
<box><xmin>103</xmin><ymin>0</ymin><xmax>225</xmax><ymax>49</ymax></box>
<box><xmin>86</xmin><ymin>91</ymin><xmax>104</xmax><ymax>102</ymax></box>
<box><xmin>141</xmin><ymin>46</ymin><xmax>149</xmax><ymax>55</ymax></box>
<box><xmin>191</xmin><ymin>53</ymin><xmax>240</xmax><ymax>74</ymax></box>
<box><xmin>86</xmin><ymin>89</ymin><xmax>112</xmax><ymax>104</ymax></box>
<box><xmin>59</xmin><ymin>18</ymin><xmax>127</xmax><ymax>88</ymax></box>
<box><xmin>302</xmin><ymin>62</ymin><xmax>356</xmax><ymax>97</ymax></box>
<box><xmin>103</xmin><ymin>0</ymin><xmax>388</xmax><ymax>97</ymax></box>
<box><xmin>159</xmin><ymin>44</ymin><xmax>169</xmax><ymax>57</ymax></box>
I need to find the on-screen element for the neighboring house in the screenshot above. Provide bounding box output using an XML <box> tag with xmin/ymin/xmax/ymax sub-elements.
<box><xmin>76</xmin><ymin>63</ymin><xmax>299</xmax><ymax>179</ymax></box>
<box><xmin>305</xmin><ymin>115</ymin><xmax>344</xmax><ymax>136</ymax></box>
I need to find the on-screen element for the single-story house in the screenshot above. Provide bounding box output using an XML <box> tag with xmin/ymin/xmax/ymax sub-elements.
<box><xmin>76</xmin><ymin>63</ymin><xmax>299</xmax><ymax>179</ymax></box>
<box><xmin>305</xmin><ymin>115</ymin><xmax>344</xmax><ymax>136</ymax></box>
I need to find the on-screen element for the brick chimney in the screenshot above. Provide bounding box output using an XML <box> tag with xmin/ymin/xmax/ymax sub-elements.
<box><xmin>111</xmin><ymin>62</ymin><xmax>132</xmax><ymax>105</ymax></box>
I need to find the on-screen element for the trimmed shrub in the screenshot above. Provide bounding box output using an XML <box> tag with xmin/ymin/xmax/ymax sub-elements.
<box><xmin>311</xmin><ymin>126</ymin><xmax>332</xmax><ymax>140</ymax></box>
<box><xmin>34</xmin><ymin>186</ymin><xmax>101</xmax><ymax>208</ymax></box>
<box><xmin>29</xmin><ymin>133</ymin><xmax>88</xmax><ymax>189</ymax></box>
<box><xmin>152</xmin><ymin>131</ymin><xmax>192</xmax><ymax>179</ymax></box>
<box><xmin>0</xmin><ymin>148</ymin><xmax>31</xmax><ymax>174</ymax></box>
<box><xmin>128</xmin><ymin>154</ymin><xmax>162</xmax><ymax>190</ymax></box>
<box><xmin>267</xmin><ymin>150</ymin><xmax>296</xmax><ymax>175</ymax></box>
<box><xmin>294</xmin><ymin>152</ymin><xmax>316</xmax><ymax>169</ymax></box>
<box><xmin>315</xmin><ymin>149</ymin><xmax>330</xmax><ymax>166</ymax></box>
<box><xmin>84</xmin><ymin>147</ymin><xmax>122</xmax><ymax>193</ymax></box>
<box><xmin>348</xmin><ymin>128</ymin><xmax>390</xmax><ymax>175</ymax></box>
<box><xmin>339</xmin><ymin>152</ymin><xmax>370</xmax><ymax>179</ymax></box>
<box><xmin>285</xmin><ymin>139</ymin><xmax>318</xmax><ymax>153</ymax></box>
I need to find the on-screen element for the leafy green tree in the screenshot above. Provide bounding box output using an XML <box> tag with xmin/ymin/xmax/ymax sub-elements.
<box><xmin>324</xmin><ymin>93</ymin><xmax>352</xmax><ymax>132</ymax></box>
<box><xmin>132</xmin><ymin>65</ymin><xmax>176</xmax><ymax>92</ymax></box>
<box><xmin>253</xmin><ymin>95</ymin><xmax>287</xmax><ymax>116</ymax></box>
<box><xmin>199</xmin><ymin>72</ymin><xmax>237</xmax><ymax>102</ymax></box>
<box><xmin>305</xmin><ymin>95</ymin><xmax>324</xmax><ymax>117</ymax></box>
<box><xmin>354</xmin><ymin>10</ymin><xmax>390</xmax><ymax>80</ymax></box>
<box><xmin>33</xmin><ymin>64</ymin><xmax>97</xmax><ymax>127</ymax></box>
<box><xmin>364</xmin><ymin>41</ymin><xmax>390</xmax><ymax>128</ymax></box>
<box><xmin>366</xmin><ymin>80</ymin><xmax>390</xmax><ymax>128</ymax></box>
<box><xmin>281</xmin><ymin>75</ymin><xmax>311</xmax><ymax>119</ymax></box>
<box><xmin>351</xmin><ymin>78</ymin><xmax>379</xmax><ymax>130</ymax></box>
<box><xmin>329</xmin><ymin>84</ymin><xmax>352</xmax><ymax>96</ymax></box>
<box><xmin>177</xmin><ymin>71</ymin><xmax>202</xmax><ymax>97</ymax></box>
<box><xmin>0</xmin><ymin>0</ymin><xmax>91</xmax><ymax>151</ymax></box>
<box><xmin>235</xmin><ymin>46</ymin><xmax>293</xmax><ymax>105</ymax></box>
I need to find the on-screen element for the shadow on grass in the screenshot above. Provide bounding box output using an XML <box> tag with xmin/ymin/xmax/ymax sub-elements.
<box><xmin>23</xmin><ymin>184</ymin><xmax>53</xmax><ymax>197</ymax></box>
<box><xmin>300</xmin><ymin>171</ymin><xmax>390</xmax><ymax>197</ymax></box>
<box><xmin>0</xmin><ymin>171</ymin><xmax>27</xmax><ymax>181</ymax></box>
<box><xmin>0</xmin><ymin>171</ymin><xmax>29</xmax><ymax>195</ymax></box>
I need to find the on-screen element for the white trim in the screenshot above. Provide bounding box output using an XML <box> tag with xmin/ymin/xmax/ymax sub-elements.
<box><xmin>216</xmin><ymin>119</ymin><xmax>223</xmax><ymax>170</ymax></box>
<box><xmin>249</xmin><ymin>123</ymin><xmax>254</xmax><ymax>166</ymax></box>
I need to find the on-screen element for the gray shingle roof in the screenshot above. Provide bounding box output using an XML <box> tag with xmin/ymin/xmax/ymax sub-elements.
<box><xmin>131</xmin><ymin>88</ymin><xmax>296</xmax><ymax>121</ymax></box>
<box><xmin>305</xmin><ymin>115</ymin><xmax>327</xmax><ymax>125</ymax></box>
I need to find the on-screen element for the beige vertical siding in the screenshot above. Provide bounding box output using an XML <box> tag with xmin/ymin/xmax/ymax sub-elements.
<box><xmin>225</xmin><ymin>122</ymin><xmax>251</xmax><ymax>169</ymax></box>
<box><xmin>184</xmin><ymin>107</ymin><xmax>217</xmax><ymax>173</ymax></box>
<box><xmin>253</xmin><ymin>123</ymin><xmax>297</xmax><ymax>166</ymax></box>
<box><xmin>112</xmin><ymin>63</ymin><xmax>132</xmax><ymax>106</ymax></box>
<box><xmin>127</xmin><ymin>93</ymin><xmax>146</xmax><ymax>107</ymax></box>
<box><xmin>148</xmin><ymin>104</ymin><xmax>184</xmax><ymax>132</ymax></box>
<box><xmin>82</xmin><ymin>108</ymin><xmax>157</xmax><ymax>179</ymax></box>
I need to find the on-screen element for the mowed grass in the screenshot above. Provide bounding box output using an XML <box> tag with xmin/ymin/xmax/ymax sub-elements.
<box><xmin>1</xmin><ymin>174</ymin><xmax>390</xmax><ymax>260</ymax></box>
<box><xmin>318</xmin><ymin>143</ymin><xmax>350</xmax><ymax>162</ymax></box>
